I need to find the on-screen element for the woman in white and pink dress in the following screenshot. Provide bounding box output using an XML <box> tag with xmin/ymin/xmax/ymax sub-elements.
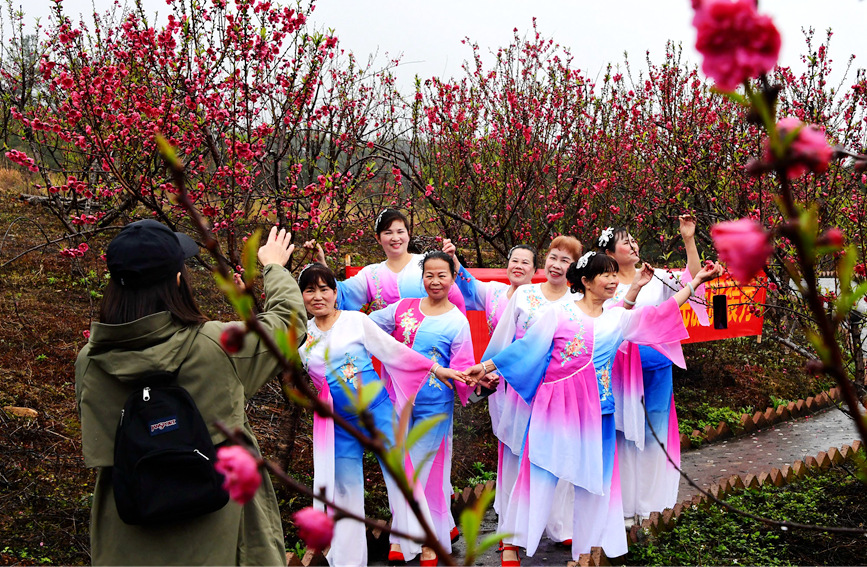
<box><xmin>313</xmin><ymin>209</ymin><xmax>466</xmax><ymax>314</ymax></box>
<box><xmin>597</xmin><ymin>215</ymin><xmax>709</xmax><ymax>525</ymax></box>
<box><xmin>466</xmin><ymin>254</ymin><xmax>721</xmax><ymax>564</ymax></box>
<box><xmin>451</xmin><ymin>236</ymin><xmax>582</xmax><ymax>559</ymax></box>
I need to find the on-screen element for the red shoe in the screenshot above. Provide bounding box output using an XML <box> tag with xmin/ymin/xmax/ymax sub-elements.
<box><xmin>420</xmin><ymin>558</ymin><xmax>438</xmax><ymax>566</ymax></box>
<box><xmin>556</xmin><ymin>538</ymin><xmax>573</xmax><ymax>547</ymax></box>
<box><xmin>501</xmin><ymin>544</ymin><xmax>521</xmax><ymax>567</ymax></box>
<box><xmin>450</xmin><ymin>526</ymin><xmax>460</xmax><ymax>543</ymax></box>
<box><xmin>497</xmin><ymin>539</ymin><xmax>504</xmax><ymax>552</ymax></box>
<box><xmin>387</xmin><ymin>549</ymin><xmax>406</xmax><ymax>565</ymax></box>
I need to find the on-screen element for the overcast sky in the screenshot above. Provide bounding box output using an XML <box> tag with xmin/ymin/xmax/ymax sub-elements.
<box><xmin>15</xmin><ymin>0</ymin><xmax>867</xmax><ymax>93</ymax></box>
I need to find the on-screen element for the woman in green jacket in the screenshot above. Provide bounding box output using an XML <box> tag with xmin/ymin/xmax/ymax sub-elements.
<box><xmin>76</xmin><ymin>221</ymin><xmax>305</xmax><ymax>566</ymax></box>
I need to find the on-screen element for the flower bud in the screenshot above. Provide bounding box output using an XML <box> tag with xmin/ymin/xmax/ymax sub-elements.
<box><xmin>214</xmin><ymin>445</ymin><xmax>262</xmax><ymax>505</ymax></box>
<box><xmin>816</xmin><ymin>228</ymin><xmax>844</xmax><ymax>249</ymax></box>
<box><xmin>292</xmin><ymin>507</ymin><xmax>334</xmax><ymax>552</ymax></box>
<box><xmin>220</xmin><ymin>323</ymin><xmax>246</xmax><ymax>354</ymax></box>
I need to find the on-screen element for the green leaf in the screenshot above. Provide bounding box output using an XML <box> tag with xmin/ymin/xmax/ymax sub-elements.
<box><xmin>242</xmin><ymin>230</ymin><xmax>262</xmax><ymax>285</ymax></box>
<box><xmin>460</xmin><ymin>487</ymin><xmax>498</xmax><ymax>565</ymax></box>
<box><xmin>355</xmin><ymin>380</ymin><xmax>383</xmax><ymax>412</ymax></box>
<box><xmin>477</xmin><ymin>533</ymin><xmax>508</xmax><ymax>556</ymax></box>
<box><xmin>405</xmin><ymin>414</ymin><xmax>446</xmax><ymax>451</ymax></box>
<box><xmin>383</xmin><ymin>446</ymin><xmax>411</xmax><ymax>492</ymax></box>
<box><xmin>154</xmin><ymin>133</ymin><xmax>179</xmax><ymax>168</ymax></box>
<box><xmin>838</xmin><ymin>246</ymin><xmax>856</xmax><ymax>291</ymax></box>
<box><xmin>835</xmin><ymin>281</ymin><xmax>867</xmax><ymax>321</ymax></box>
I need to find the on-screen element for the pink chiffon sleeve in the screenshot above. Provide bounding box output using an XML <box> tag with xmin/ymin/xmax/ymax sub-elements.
<box><xmin>620</xmin><ymin>298</ymin><xmax>689</xmax><ymax>368</ymax></box>
<box><xmin>449</xmin><ymin>320</ymin><xmax>476</xmax><ymax>406</ymax></box>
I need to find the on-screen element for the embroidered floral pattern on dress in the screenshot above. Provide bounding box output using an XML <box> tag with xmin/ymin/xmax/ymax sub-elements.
<box><xmin>397</xmin><ymin>307</ymin><xmax>421</xmax><ymax>345</ymax></box>
<box><xmin>597</xmin><ymin>360</ymin><xmax>613</xmax><ymax>402</ymax></box>
<box><xmin>487</xmin><ymin>287</ymin><xmax>507</xmax><ymax>334</ymax></box>
<box><xmin>560</xmin><ymin>328</ymin><xmax>588</xmax><ymax>366</ymax></box>
<box><xmin>339</xmin><ymin>353</ymin><xmax>359</xmax><ymax>386</ymax></box>
<box><xmin>521</xmin><ymin>287</ymin><xmax>544</xmax><ymax>332</ymax></box>
<box><xmin>303</xmin><ymin>333</ymin><xmax>321</xmax><ymax>357</ymax></box>
<box><xmin>426</xmin><ymin>349</ymin><xmax>444</xmax><ymax>390</ymax></box>
<box><xmin>368</xmin><ymin>265</ymin><xmax>386</xmax><ymax>312</ymax></box>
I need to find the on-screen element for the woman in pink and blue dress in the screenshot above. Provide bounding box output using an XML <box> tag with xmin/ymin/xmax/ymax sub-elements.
<box><xmin>466</xmin><ymin>253</ymin><xmax>721</xmax><ymax>565</ymax></box>
<box><xmin>597</xmin><ymin>215</ymin><xmax>709</xmax><ymax>526</ymax></box>
<box><xmin>312</xmin><ymin>209</ymin><xmax>466</xmax><ymax>313</ymax></box>
<box><xmin>456</xmin><ymin>236</ymin><xmax>583</xmax><ymax>553</ymax></box>
<box><xmin>369</xmin><ymin>251</ymin><xmax>475</xmax><ymax>557</ymax></box>
<box><xmin>297</xmin><ymin>262</ymin><xmax>465</xmax><ymax>566</ymax></box>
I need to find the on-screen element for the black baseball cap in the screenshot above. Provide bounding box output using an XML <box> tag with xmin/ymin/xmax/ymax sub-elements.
<box><xmin>107</xmin><ymin>220</ymin><xmax>199</xmax><ymax>287</ymax></box>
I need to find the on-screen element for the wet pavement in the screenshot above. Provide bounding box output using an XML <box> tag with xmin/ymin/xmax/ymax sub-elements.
<box><xmin>678</xmin><ymin>405</ymin><xmax>861</xmax><ymax>501</ymax></box>
<box><xmin>372</xmin><ymin>405</ymin><xmax>863</xmax><ymax>566</ymax></box>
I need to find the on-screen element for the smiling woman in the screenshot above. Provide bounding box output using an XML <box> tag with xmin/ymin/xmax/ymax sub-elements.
<box><xmin>367</xmin><ymin>250</ymin><xmax>476</xmax><ymax>559</ymax></box>
<box><xmin>297</xmin><ymin>261</ymin><xmax>467</xmax><ymax>565</ymax></box>
<box><xmin>311</xmin><ymin>209</ymin><xmax>467</xmax><ymax>314</ymax></box>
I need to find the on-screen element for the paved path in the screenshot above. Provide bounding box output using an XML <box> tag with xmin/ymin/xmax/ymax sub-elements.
<box><xmin>373</xmin><ymin>406</ymin><xmax>862</xmax><ymax>566</ymax></box>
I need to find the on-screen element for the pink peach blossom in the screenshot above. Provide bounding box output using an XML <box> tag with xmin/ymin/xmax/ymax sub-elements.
<box><xmin>292</xmin><ymin>507</ymin><xmax>334</xmax><ymax>552</ymax></box>
<box><xmin>693</xmin><ymin>0</ymin><xmax>781</xmax><ymax>92</ymax></box>
<box><xmin>767</xmin><ymin>117</ymin><xmax>834</xmax><ymax>179</ymax></box>
<box><xmin>214</xmin><ymin>445</ymin><xmax>261</xmax><ymax>505</ymax></box>
<box><xmin>711</xmin><ymin>218</ymin><xmax>773</xmax><ymax>284</ymax></box>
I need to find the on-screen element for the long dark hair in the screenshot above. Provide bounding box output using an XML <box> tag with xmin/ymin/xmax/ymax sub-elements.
<box><xmin>99</xmin><ymin>265</ymin><xmax>207</xmax><ymax>326</ymax></box>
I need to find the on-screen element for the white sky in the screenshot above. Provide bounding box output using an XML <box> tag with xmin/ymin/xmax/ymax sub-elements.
<box><xmin>14</xmin><ymin>0</ymin><xmax>867</xmax><ymax>93</ymax></box>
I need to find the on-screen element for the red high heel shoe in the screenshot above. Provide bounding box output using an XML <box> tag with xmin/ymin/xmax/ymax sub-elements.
<box><xmin>420</xmin><ymin>557</ymin><xmax>438</xmax><ymax>566</ymax></box>
<box><xmin>501</xmin><ymin>544</ymin><xmax>521</xmax><ymax>567</ymax></box>
<box><xmin>387</xmin><ymin>548</ymin><xmax>406</xmax><ymax>565</ymax></box>
<box><xmin>450</xmin><ymin>526</ymin><xmax>460</xmax><ymax>543</ymax></box>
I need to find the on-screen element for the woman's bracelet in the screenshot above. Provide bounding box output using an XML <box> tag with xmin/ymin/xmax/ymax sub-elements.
<box><xmin>623</xmin><ymin>298</ymin><xmax>636</xmax><ymax>306</ymax></box>
<box><xmin>482</xmin><ymin>361</ymin><xmax>489</xmax><ymax>374</ymax></box>
<box><xmin>686</xmin><ymin>281</ymin><xmax>696</xmax><ymax>297</ymax></box>
<box><xmin>432</xmin><ymin>363</ymin><xmax>441</xmax><ymax>375</ymax></box>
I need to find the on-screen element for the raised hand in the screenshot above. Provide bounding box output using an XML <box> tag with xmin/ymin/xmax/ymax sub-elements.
<box><xmin>679</xmin><ymin>214</ymin><xmax>697</xmax><ymax>240</ymax></box>
<box><xmin>633</xmin><ymin>262</ymin><xmax>655</xmax><ymax>288</ymax></box>
<box><xmin>302</xmin><ymin>239</ymin><xmax>326</xmax><ymax>265</ymax></box>
<box><xmin>697</xmin><ymin>260</ymin><xmax>723</xmax><ymax>284</ymax></box>
<box><xmin>258</xmin><ymin>227</ymin><xmax>294</xmax><ymax>267</ymax></box>
<box><xmin>442</xmin><ymin>238</ymin><xmax>460</xmax><ymax>272</ymax></box>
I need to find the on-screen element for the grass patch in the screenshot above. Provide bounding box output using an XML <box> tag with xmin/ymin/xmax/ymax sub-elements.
<box><xmin>626</xmin><ymin>464</ymin><xmax>867</xmax><ymax>566</ymax></box>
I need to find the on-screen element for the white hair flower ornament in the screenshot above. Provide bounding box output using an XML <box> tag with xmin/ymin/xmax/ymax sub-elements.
<box><xmin>576</xmin><ymin>251</ymin><xmax>596</xmax><ymax>269</ymax></box>
<box><xmin>597</xmin><ymin>227</ymin><xmax>614</xmax><ymax>247</ymax></box>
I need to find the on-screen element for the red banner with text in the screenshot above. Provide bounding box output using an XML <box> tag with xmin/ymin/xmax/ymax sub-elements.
<box><xmin>345</xmin><ymin>266</ymin><xmax>765</xmax><ymax>361</ymax></box>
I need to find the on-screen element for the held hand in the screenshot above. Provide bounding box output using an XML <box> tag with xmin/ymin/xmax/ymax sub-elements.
<box><xmin>258</xmin><ymin>227</ymin><xmax>294</xmax><ymax>267</ymax></box>
<box><xmin>464</xmin><ymin>363</ymin><xmax>487</xmax><ymax>386</ymax></box>
<box><xmin>679</xmin><ymin>214</ymin><xmax>697</xmax><ymax>240</ymax></box>
<box><xmin>632</xmin><ymin>262</ymin><xmax>654</xmax><ymax>287</ymax></box>
<box><xmin>696</xmin><ymin>261</ymin><xmax>723</xmax><ymax>284</ymax></box>
<box><xmin>478</xmin><ymin>373</ymin><xmax>500</xmax><ymax>391</ymax></box>
<box><xmin>302</xmin><ymin>240</ymin><xmax>326</xmax><ymax>265</ymax></box>
<box><xmin>433</xmin><ymin>366</ymin><xmax>462</xmax><ymax>390</ymax></box>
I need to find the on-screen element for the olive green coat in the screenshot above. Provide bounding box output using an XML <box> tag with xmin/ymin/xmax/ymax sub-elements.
<box><xmin>75</xmin><ymin>264</ymin><xmax>305</xmax><ymax>566</ymax></box>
